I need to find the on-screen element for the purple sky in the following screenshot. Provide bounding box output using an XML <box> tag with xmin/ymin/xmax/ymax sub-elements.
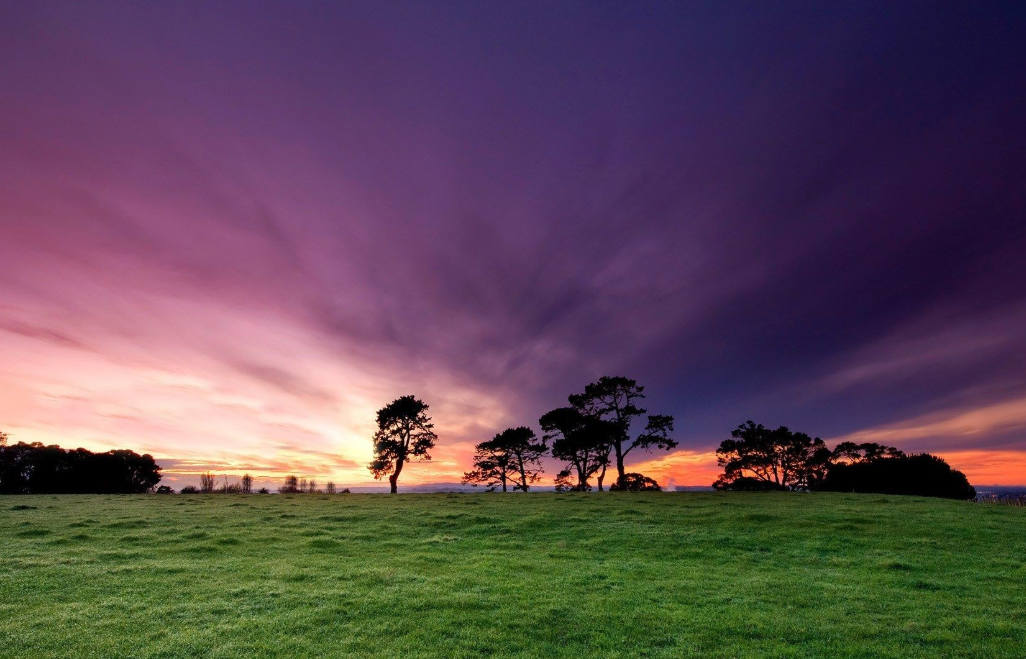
<box><xmin>1</xmin><ymin>1</ymin><xmax>1025</xmax><ymax>486</ymax></box>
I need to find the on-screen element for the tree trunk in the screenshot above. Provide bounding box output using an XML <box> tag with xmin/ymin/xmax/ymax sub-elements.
<box><xmin>615</xmin><ymin>444</ymin><xmax>625</xmax><ymax>481</ymax></box>
<box><xmin>597</xmin><ymin>463</ymin><xmax>607</xmax><ymax>491</ymax></box>
<box><xmin>390</xmin><ymin>456</ymin><xmax>405</xmax><ymax>494</ymax></box>
<box><xmin>575</xmin><ymin>462</ymin><xmax>588</xmax><ymax>491</ymax></box>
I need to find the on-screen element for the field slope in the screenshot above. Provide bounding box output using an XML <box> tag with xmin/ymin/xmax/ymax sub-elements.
<box><xmin>1</xmin><ymin>493</ymin><xmax>1024</xmax><ymax>658</ymax></box>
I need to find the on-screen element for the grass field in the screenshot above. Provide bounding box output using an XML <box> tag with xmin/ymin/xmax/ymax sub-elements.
<box><xmin>1</xmin><ymin>493</ymin><xmax>1024</xmax><ymax>658</ymax></box>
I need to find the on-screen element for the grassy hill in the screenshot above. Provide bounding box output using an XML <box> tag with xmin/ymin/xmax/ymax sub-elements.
<box><xmin>1</xmin><ymin>493</ymin><xmax>1023</xmax><ymax>658</ymax></box>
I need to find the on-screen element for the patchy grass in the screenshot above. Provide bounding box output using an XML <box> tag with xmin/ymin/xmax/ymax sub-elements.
<box><xmin>1</xmin><ymin>493</ymin><xmax>1024</xmax><ymax>658</ymax></box>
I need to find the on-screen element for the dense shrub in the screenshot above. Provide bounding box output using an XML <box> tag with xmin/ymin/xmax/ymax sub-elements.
<box><xmin>609</xmin><ymin>473</ymin><xmax>661</xmax><ymax>491</ymax></box>
<box><xmin>819</xmin><ymin>454</ymin><xmax>975</xmax><ymax>500</ymax></box>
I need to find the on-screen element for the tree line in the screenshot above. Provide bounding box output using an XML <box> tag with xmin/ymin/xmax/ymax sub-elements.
<box><xmin>368</xmin><ymin>378</ymin><xmax>976</xmax><ymax>500</ymax></box>
<box><xmin>174</xmin><ymin>473</ymin><xmax>351</xmax><ymax>494</ymax></box>
<box><xmin>713</xmin><ymin>421</ymin><xmax>976</xmax><ymax>499</ymax></box>
<box><xmin>0</xmin><ymin>431</ymin><xmax>161</xmax><ymax>494</ymax></box>
<box><xmin>0</xmin><ymin>376</ymin><xmax>978</xmax><ymax>499</ymax></box>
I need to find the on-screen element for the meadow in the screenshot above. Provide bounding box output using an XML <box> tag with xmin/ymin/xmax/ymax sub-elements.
<box><xmin>1</xmin><ymin>493</ymin><xmax>1024</xmax><ymax>658</ymax></box>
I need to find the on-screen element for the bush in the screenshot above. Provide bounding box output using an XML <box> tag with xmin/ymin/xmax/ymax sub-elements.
<box><xmin>180</xmin><ymin>486</ymin><xmax>199</xmax><ymax>494</ymax></box>
<box><xmin>609</xmin><ymin>473</ymin><xmax>661</xmax><ymax>491</ymax></box>
<box><xmin>155</xmin><ymin>485</ymin><xmax>175</xmax><ymax>494</ymax></box>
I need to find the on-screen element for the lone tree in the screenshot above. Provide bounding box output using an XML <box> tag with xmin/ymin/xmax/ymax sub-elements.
<box><xmin>368</xmin><ymin>395</ymin><xmax>437</xmax><ymax>493</ymax></box>
<box><xmin>541</xmin><ymin>407</ymin><xmax>615</xmax><ymax>491</ymax></box>
<box><xmin>199</xmin><ymin>471</ymin><xmax>217</xmax><ymax>494</ymax></box>
<box><xmin>279</xmin><ymin>475</ymin><xmax>299</xmax><ymax>493</ymax></box>
<box><xmin>569</xmin><ymin>376</ymin><xmax>677</xmax><ymax>483</ymax></box>
<box><xmin>462</xmin><ymin>426</ymin><xmax>547</xmax><ymax>492</ymax></box>
<box><xmin>713</xmin><ymin>421</ymin><xmax>831</xmax><ymax>491</ymax></box>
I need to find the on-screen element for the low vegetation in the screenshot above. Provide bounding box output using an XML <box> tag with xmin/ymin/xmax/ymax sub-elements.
<box><xmin>2</xmin><ymin>493</ymin><xmax>1023</xmax><ymax>658</ymax></box>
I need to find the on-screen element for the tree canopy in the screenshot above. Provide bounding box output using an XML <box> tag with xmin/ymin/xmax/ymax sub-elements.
<box><xmin>540</xmin><ymin>407</ymin><xmax>615</xmax><ymax>492</ymax></box>
<box><xmin>831</xmin><ymin>441</ymin><xmax>905</xmax><ymax>464</ymax></box>
<box><xmin>820</xmin><ymin>453</ymin><xmax>976</xmax><ymax>499</ymax></box>
<box><xmin>462</xmin><ymin>426</ymin><xmax>547</xmax><ymax>492</ymax></box>
<box><xmin>568</xmin><ymin>376</ymin><xmax>677</xmax><ymax>483</ymax></box>
<box><xmin>713</xmin><ymin>421</ymin><xmax>976</xmax><ymax>500</ymax></box>
<box><xmin>368</xmin><ymin>395</ymin><xmax>437</xmax><ymax>493</ymax></box>
<box><xmin>0</xmin><ymin>441</ymin><xmax>161</xmax><ymax>494</ymax></box>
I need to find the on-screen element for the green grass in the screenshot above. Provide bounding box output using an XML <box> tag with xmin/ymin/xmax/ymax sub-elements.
<box><xmin>1</xmin><ymin>493</ymin><xmax>1024</xmax><ymax>658</ymax></box>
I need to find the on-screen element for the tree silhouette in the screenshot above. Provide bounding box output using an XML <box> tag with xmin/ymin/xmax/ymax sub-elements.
<box><xmin>462</xmin><ymin>426</ymin><xmax>546</xmax><ymax>492</ymax></box>
<box><xmin>569</xmin><ymin>376</ymin><xmax>677</xmax><ymax>482</ymax></box>
<box><xmin>713</xmin><ymin>421</ymin><xmax>830</xmax><ymax>491</ymax></box>
<box><xmin>199</xmin><ymin>472</ymin><xmax>217</xmax><ymax>494</ymax></box>
<box><xmin>0</xmin><ymin>441</ymin><xmax>160</xmax><ymax>494</ymax></box>
<box><xmin>241</xmin><ymin>473</ymin><xmax>253</xmax><ymax>494</ymax></box>
<box><xmin>541</xmin><ymin>407</ymin><xmax>614</xmax><ymax>491</ymax></box>
<box><xmin>368</xmin><ymin>395</ymin><xmax>437</xmax><ymax>493</ymax></box>
<box><xmin>821</xmin><ymin>453</ymin><xmax>975</xmax><ymax>499</ymax></box>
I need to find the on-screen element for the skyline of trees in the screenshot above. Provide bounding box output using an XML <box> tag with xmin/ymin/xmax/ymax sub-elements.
<box><xmin>0</xmin><ymin>377</ymin><xmax>980</xmax><ymax>498</ymax></box>
<box><xmin>712</xmin><ymin>420</ymin><xmax>975</xmax><ymax>499</ymax></box>
<box><xmin>0</xmin><ymin>441</ymin><xmax>161</xmax><ymax>494</ymax></box>
<box><xmin>568</xmin><ymin>376</ymin><xmax>677</xmax><ymax>486</ymax></box>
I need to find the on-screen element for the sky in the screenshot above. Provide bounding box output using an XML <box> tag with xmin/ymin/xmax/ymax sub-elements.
<box><xmin>1</xmin><ymin>1</ymin><xmax>1025</xmax><ymax>489</ymax></box>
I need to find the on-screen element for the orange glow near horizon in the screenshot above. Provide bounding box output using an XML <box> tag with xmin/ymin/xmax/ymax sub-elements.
<box><xmin>3</xmin><ymin>293</ymin><xmax>1025</xmax><ymax>489</ymax></box>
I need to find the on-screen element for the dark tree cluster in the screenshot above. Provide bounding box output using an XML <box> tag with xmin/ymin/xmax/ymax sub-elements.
<box><xmin>0</xmin><ymin>441</ymin><xmax>161</xmax><ymax>494</ymax></box>
<box><xmin>821</xmin><ymin>453</ymin><xmax>975</xmax><ymax>500</ymax></box>
<box><xmin>462</xmin><ymin>426</ymin><xmax>546</xmax><ymax>492</ymax></box>
<box><xmin>542</xmin><ymin>376</ymin><xmax>675</xmax><ymax>492</ymax></box>
<box><xmin>713</xmin><ymin>421</ymin><xmax>976</xmax><ymax>500</ymax></box>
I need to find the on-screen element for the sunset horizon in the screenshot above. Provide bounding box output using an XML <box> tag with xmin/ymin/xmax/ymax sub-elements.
<box><xmin>3</xmin><ymin>2</ymin><xmax>1025</xmax><ymax>490</ymax></box>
